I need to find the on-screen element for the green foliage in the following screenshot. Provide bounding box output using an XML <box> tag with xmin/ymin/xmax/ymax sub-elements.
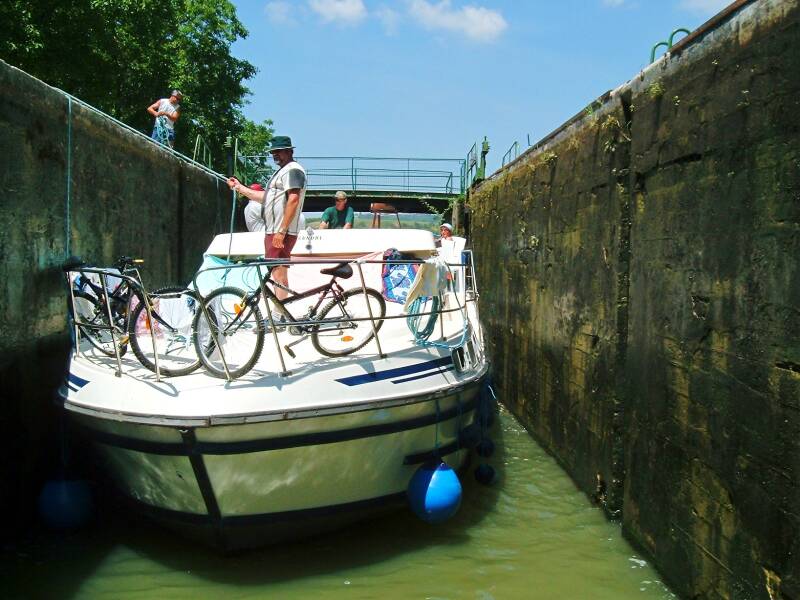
<box><xmin>0</xmin><ymin>0</ymin><xmax>264</xmax><ymax>170</ymax></box>
<box><xmin>237</xmin><ymin>118</ymin><xmax>275</xmax><ymax>156</ymax></box>
<box><xmin>647</xmin><ymin>81</ymin><xmax>665</xmax><ymax>99</ymax></box>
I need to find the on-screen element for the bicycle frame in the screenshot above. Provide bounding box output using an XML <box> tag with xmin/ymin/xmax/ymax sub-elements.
<box><xmin>249</xmin><ymin>267</ymin><xmax>347</xmax><ymax>328</ymax></box>
<box><xmin>66</xmin><ymin>266</ymin><xmax>163</xmax><ymax>381</ymax></box>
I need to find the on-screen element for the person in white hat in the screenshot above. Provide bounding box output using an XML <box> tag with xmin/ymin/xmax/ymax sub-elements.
<box><xmin>440</xmin><ymin>222</ymin><xmax>454</xmax><ymax>240</ymax></box>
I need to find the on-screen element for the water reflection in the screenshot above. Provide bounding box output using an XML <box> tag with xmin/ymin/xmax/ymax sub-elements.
<box><xmin>4</xmin><ymin>408</ymin><xmax>673</xmax><ymax>599</ymax></box>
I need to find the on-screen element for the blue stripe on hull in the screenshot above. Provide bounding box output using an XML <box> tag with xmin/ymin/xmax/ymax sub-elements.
<box><xmin>69</xmin><ymin>373</ymin><xmax>90</xmax><ymax>388</ymax></box>
<box><xmin>335</xmin><ymin>356</ymin><xmax>453</xmax><ymax>386</ymax></box>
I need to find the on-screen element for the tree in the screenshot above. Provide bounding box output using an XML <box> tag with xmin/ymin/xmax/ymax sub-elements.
<box><xmin>0</xmin><ymin>0</ymin><xmax>265</xmax><ymax>171</ymax></box>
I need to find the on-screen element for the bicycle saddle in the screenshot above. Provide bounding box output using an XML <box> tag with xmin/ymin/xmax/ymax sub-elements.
<box><xmin>320</xmin><ymin>262</ymin><xmax>353</xmax><ymax>279</ymax></box>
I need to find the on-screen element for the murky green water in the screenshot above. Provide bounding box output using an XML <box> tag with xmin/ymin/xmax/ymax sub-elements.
<box><xmin>5</xmin><ymin>409</ymin><xmax>673</xmax><ymax>599</ymax></box>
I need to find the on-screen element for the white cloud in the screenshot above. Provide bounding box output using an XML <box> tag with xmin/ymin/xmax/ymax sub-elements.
<box><xmin>679</xmin><ymin>0</ymin><xmax>730</xmax><ymax>15</ymax></box>
<box><xmin>602</xmin><ymin>0</ymin><xmax>627</xmax><ymax>6</ymax></box>
<box><xmin>408</xmin><ymin>0</ymin><xmax>508</xmax><ymax>42</ymax></box>
<box><xmin>308</xmin><ymin>0</ymin><xmax>367</xmax><ymax>24</ymax></box>
<box><xmin>265</xmin><ymin>1</ymin><xmax>293</xmax><ymax>24</ymax></box>
<box><xmin>376</xmin><ymin>6</ymin><xmax>401</xmax><ymax>34</ymax></box>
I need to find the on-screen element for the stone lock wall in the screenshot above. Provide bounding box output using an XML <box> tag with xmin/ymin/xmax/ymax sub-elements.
<box><xmin>469</xmin><ymin>1</ymin><xmax>799</xmax><ymax>597</ymax></box>
<box><xmin>0</xmin><ymin>60</ymin><xmax>234</xmax><ymax>537</ymax></box>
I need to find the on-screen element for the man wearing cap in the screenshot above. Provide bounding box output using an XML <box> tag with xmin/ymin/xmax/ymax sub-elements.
<box><xmin>319</xmin><ymin>191</ymin><xmax>354</xmax><ymax>229</ymax></box>
<box><xmin>227</xmin><ymin>136</ymin><xmax>306</xmax><ymax>301</ymax></box>
<box><xmin>147</xmin><ymin>90</ymin><xmax>182</xmax><ymax>147</ymax></box>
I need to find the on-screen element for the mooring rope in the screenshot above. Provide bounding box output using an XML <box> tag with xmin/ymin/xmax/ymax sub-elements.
<box><xmin>65</xmin><ymin>96</ymin><xmax>72</xmax><ymax>257</ymax></box>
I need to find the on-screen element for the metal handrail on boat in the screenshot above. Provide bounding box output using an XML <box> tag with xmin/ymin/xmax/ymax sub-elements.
<box><xmin>63</xmin><ymin>266</ymin><xmax>163</xmax><ymax>381</ymax></box>
<box><xmin>63</xmin><ymin>254</ymin><xmax>481</xmax><ymax>383</ymax></box>
<box><xmin>190</xmin><ymin>253</ymin><xmax>480</xmax><ymax>382</ymax></box>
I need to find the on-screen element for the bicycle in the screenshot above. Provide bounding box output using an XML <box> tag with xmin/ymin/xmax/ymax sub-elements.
<box><xmin>192</xmin><ymin>260</ymin><xmax>386</xmax><ymax>379</ymax></box>
<box><xmin>66</xmin><ymin>257</ymin><xmax>201</xmax><ymax>377</ymax></box>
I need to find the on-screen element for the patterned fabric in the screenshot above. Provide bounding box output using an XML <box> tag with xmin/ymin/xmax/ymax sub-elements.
<box><xmin>381</xmin><ymin>248</ymin><xmax>418</xmax><ymax>304</ymax></box>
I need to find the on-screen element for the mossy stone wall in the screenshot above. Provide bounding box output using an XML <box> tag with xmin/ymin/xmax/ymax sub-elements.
<box><xmin>0</xmin><ymin>60</ymin><xmax>233</xmax><ymax>537</ymax></box>
<box><xmin>469</xmin><ymin>1</ymin><xmax>799</xmax><ymax>597</ymax></box>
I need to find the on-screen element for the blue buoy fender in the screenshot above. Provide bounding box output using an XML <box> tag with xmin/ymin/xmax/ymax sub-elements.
<box><xmin>38</xmin><ymin>479</ymin><xmax>93</xmax><ymax>530</ymax></box>
<box><xmin>407</xmin><ymin>460</ymin><xmax>462</xmax><ymax>523</ymax></box>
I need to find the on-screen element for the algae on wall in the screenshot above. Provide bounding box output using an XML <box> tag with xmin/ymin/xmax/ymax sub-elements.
<box><xmin>469</xmin><ymin>0</ymin><xmax>800</xmax><ymax>597</ymax></box>
<box><xmin>0</xmin><ymin>60</ymin><xmax>235</xmax><ymax>537</ymax></box>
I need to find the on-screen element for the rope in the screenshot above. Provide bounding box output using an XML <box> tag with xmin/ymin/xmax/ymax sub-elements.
<box><xmin>65</xmin><ymin>96</ymin><xmax>72</xmax><ymax>257</ymax></box>
<box><xmin>434</xmin><ymin>397</ymin><xmax>440</xmax><ymax>455</ymax></box>
<box><xmin>406</xmin><ymin>296</ymin><xmax>440</xmax><ymax>341</ymax></box>
<box><xmin>153</xmin><ymin>115</ymin><xmax>171</xmax><ymax>146</ymax></box>
<box><xmin>226</xmin><ymin>187</ymin><xmax>236</xmax><ymax>262</ymax></box>
<box><xmin>406</xmin><ymin>293</ymin><xmax>469</xmax><ymax>350</ymax></box>
<box><xmin>49</xmin><ymin>85</ymin><xmax>227</xmax><ymax>183</ymax></box>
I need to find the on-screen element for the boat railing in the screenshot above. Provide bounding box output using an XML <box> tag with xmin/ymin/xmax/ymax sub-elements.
<box><xmin>64</xmin><ymin>253</ymin><xmax>481</xmax><ymax>383</ymax></box>
<box><xmin>189</xmin><ymin>252</ymin><xmax>481</xmax><ymax>381</ymax></box>
<box><xmin>63</xmin><ymin>265</ymin><xmax>165</xmax><ymax>381</ymax></box>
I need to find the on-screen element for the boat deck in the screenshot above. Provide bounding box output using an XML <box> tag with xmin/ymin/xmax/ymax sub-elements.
<box><xmin>66</xmin><ymin>291</ymin><xmax>485</xmax><ymax>424</ymax></box>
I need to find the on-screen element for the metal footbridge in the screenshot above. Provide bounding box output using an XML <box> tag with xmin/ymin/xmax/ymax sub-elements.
<box><xmin>236</xmin><ymin>155</ymin><xmax>467</xmax><ymax>213</ymax></box>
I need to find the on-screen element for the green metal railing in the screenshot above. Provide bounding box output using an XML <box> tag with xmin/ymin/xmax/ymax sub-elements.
<box><xmin>501</xmin><ymin>141</ymin><xmax>520</xmax><ymax>167</ymax></box>
<box><xmin>235</xmin><ymin>155</ymin><xmax>466</xmax><ymax>196</ymax></box>
<box><xmin>465</xmin><ymin>137</ymin><xmax>490</xmax><ymax>188</ymax></box>
<box><xmin>650</xmin><ymin>27</ymin><xmax>691</xmax><ymax>63</ymax></box>
<box><xmin>192</xmin><ymin>135</ymin><xmax>213</xmax><ymax>169</ymax></box>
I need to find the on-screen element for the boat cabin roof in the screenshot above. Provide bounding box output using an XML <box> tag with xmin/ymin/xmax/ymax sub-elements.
<box><xmin>205</xmin><ymin>229</ymin><xmax>437</xmax><ymax>259</ymax></box>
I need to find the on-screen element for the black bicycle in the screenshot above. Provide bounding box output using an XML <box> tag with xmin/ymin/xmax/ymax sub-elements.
<box><xmin>192</xmin><ymin>261</ymin><xmax>386</xmax><ymax>379</ymax></box>
<box><xmin>67</xmin><ymin>257</ymin><xmax>201</xmax><ymax>377</ymax></box>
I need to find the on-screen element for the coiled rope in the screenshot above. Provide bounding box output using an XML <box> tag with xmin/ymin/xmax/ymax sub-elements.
<box><xmin>406</xmin><ymin>268</ymin><xmax>470</xmax><ymax>350</ymax></box>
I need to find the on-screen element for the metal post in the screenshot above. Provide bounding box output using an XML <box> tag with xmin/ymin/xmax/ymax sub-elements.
<box><xmin>195</xmin><ymin>282</ymin><xmax>233</xmax><ymax>382</ymax></box>
<box><xmin>140</xmin><ymin>288</ymin><xmax>161</xmax><ymax>382</ymax></box>
<box><xmin>355</xmin><ymin>261</ymin><xmax>386</xmax><ymax>358</ymax></box>
<box><xmin>258</xmin><ymin>263</ymin><xmax>290</xmax><ymax>376</ymax></box>
<box><xmin>67</xmin><ymin>272</ymin><xmax>85</xmax><ymax>357</ymax></box>
<box><xmin>99</xmin><ymin>273</ymin><xmax>124</xmax><ymax>377</ymax></box>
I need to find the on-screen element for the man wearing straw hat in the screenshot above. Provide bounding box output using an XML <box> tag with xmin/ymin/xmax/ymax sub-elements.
<box><xmin>227</xmin><ymin>136</ymin><xmax>306</xmax><ymax>302</ymax></box>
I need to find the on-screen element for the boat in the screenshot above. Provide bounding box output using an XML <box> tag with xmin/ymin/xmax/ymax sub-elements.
<box><xmin>58</xmin><ymin>227</ymin><xmax>490</xmax><ymax>550</ymax></box>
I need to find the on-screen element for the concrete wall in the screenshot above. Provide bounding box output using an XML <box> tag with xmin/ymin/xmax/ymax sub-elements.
<box><xmin>0</xmin><ymin>60</ymin><xmax>234</xmax><ymax>536</ymax></box>
<box><xmin>468</xmin><ymin>1</ymin><xmax>799</xmax><ymax>597</ymax></box>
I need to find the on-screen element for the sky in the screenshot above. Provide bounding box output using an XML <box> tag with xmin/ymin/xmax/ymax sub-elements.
<box><xmin>231</xmin><ymin>0</ymin><xmax>732</xmax><ymax>173</ymax></box>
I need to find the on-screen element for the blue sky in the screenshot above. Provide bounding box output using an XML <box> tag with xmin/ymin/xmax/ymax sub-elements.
<box><xmin>231</xmin><ymin>0</ymin><xmax>730</xmax><ymax>173</ymax></box>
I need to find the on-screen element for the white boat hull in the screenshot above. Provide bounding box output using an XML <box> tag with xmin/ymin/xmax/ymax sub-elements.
<box><xmin>61</xmin><ymin>370</ymin><xmax>487</xmax><ymax>549</ymax></box>
<box><xmin>60</xmin><ymin>231</ymin><xmax>490</xmax><ymax>548</ymax></box>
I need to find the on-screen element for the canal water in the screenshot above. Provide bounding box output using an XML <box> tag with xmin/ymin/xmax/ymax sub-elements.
<box><xmin>5</xmin><ymin>408</ymin><xmax>674</xmax><ymax>599</ymax></box>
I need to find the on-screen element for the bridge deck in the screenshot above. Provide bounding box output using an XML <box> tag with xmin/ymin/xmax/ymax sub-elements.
<box><xmin>237</xmin><ymin>155</ymin><xmax>466</xmax><ymax>213</ymax></box>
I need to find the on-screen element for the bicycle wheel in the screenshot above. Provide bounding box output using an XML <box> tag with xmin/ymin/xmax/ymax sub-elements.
<box><xmin>129</xmin><ymin>286</ymin><xmax>201</xmax><ymax>377</ymax></box>
<box><xmin>311</xmin><ymin>288</ymin><xmax>386</xmax><ymax>357</ymax></box>
<box><xmin>72</xmin><ymin>291</ymin><xmax>128</xmax><ymax>358</ymax></box>
<box><xmin>192</xmin><ymin>286</ymin><xmax>265</xmax><ymax>379</ymax></box>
